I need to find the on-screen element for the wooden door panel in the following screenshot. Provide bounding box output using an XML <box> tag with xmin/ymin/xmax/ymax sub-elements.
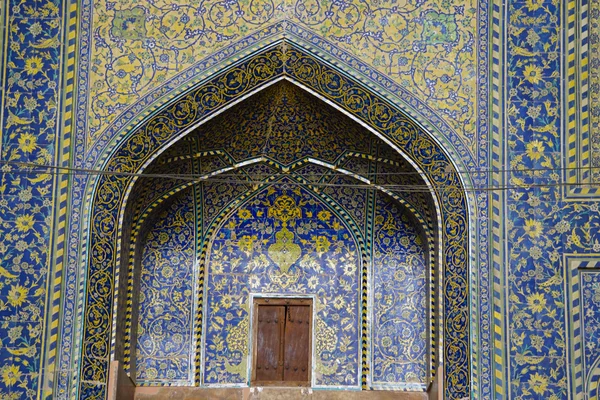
<box><xmin>255</xmin><ymin>305</ymin><xmax>284</xmax><ymax>381</ymax></box>
<box><xmin>283</xmin><ymin>305</ymin><xmax>310</xmax><ymax>382</ymax></box>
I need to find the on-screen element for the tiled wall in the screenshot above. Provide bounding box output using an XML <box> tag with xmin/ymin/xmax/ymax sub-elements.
<box><xmin>0</xmin><ymin>0</ymin><xmax>63</xmax><ymax>398</ymax></box>
<box><xmin>502</xmin><ymin>0</ymin><xmax>600</xmax><ymax>397</ymax></box>
<box><xmin>135</xmin><ymin>182</ymin><xmax>428</xmax><ymax>389</ymax></box>
<box><xmin>136</xmin><ymin>190</ymin><xmax>197</xmax><ymax>384</ymax></box>
<box><xmin>371</xmin><ymin>191</ymin><xmax>428</xmax><ymax>389</ymax></box>
<box><xmin>0</xmin><ymin>0</ymin><xmax>598</xmax><ymax>398</ymax></box>
<box><xmin>203</xmin><ymin>184</ymin><xmax>363</xmax><ymax>387</ymax></box>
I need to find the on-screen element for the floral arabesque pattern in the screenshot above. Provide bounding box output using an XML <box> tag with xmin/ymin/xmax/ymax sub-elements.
<box><xmin>203</xmin><ymin>184</ymin><xmax>361</xmax><ymax>387</ymax></box>
<box><xmin>136</xmin><ymin>190</ymin><xmax>196</xmax><ymax>383</ymax></box>
<box><xmin>0</xmin><ymin>1</ymin><xmax>63</xmax><ymax>399</ymax></box>
<box><xmin>505</xmin><ymin>0</ymin><xmax>573</xmax><ymax>396</ymax></box>
<box><xmin>183</xmin><ymin>81</ymin><xmax>371</xmax><ymax>165</ymax></box>
<box><xmin>122</xmin><ymin>78</ymin><xmax>440</xmax><ymax>388</ymax></box>
<box><xmin>81</xmin><ymin>45</ymin><xmax>469</xmax><ymax>399</ymax></box>
<box><xmin>371</xmin><ymin>191</ymin><xmax>428</xmax><ymax>388</ymax></box>
<box><xmin>292</xmin><ymin>0</ymin><xmax>476</xmax><ymax>147</ymax></box>
<box><xmin>87</xmin><ymin>0</ymin><xmax>285</xmax><ymax>142</ymax></box>
<box><xmin>87</xmin><ymin>0</ymin><xmax>478</xmax><ymax>158</ymax></box>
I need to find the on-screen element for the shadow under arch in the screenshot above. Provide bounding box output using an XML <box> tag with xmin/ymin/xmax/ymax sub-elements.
<box><xmin>79</xmin><ymin>43</ymin><xmax>471</xmax><ymax>400</ymax></box>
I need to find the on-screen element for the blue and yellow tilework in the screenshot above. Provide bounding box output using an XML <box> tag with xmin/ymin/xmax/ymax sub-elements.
<box><xmin>203</xmin><ymin>184</ymin><xmax>362</xmax><ymax>387</ymax></box>
<box><xmin>0</xmin><ymin>0</ymin><xmax>63</xmax><ymax>399</ymax></box>
<box><xmin>1</xmin><ymin>0</ymin><xmax>600</xmax><ymax>398</ymax></box>
<box><xmin>133</xmin><ymin>179</ymin><xmax>430</xmax><ymax>389</ymax></box>
<box><xmin>60</xmin><ymin>43</ymin><xmax>473</xmax><ymax>399</ymax></box>
<box><xmin>136</xmin><ymin>190</ymin><xmax>196</xmax><ymax>384</ymax></box>
<box><xmin>130</xmin><ymin>81</ymin><xmax>432</xmax><ymax>390</ymax></box>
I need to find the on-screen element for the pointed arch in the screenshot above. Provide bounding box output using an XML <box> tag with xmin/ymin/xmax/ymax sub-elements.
<box><xmin>79</xmin><ymin>42</ymin><xmax>471</xmax><ymax>399</ymax></box>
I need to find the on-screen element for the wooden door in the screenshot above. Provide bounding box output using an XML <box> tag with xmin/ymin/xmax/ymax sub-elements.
<box><xmin>252</xmin><ymin>298</ymin><xmax>312</xmax><ymax>385</ymax></box>
<box><xmin>255</xmin><ymin>305</ymin><xmax>284</xmax><ymax>381</ymax></box>
<box><xmin>283</xmin><ymin>305</ymin><xmax>310</xmax><ymax>382</ymax></box>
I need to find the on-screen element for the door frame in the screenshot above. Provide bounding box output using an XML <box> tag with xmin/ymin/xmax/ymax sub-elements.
<box><xmin>248</xmin><ymin>294</ymin><xmax>317</xmax><ymax>387</ymax></box>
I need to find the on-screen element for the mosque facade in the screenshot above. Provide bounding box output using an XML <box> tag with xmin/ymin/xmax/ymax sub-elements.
<box><xmin>0</xmin><ymin>0</ymin><xmax>598</xmax><ymax>399</ymax></box>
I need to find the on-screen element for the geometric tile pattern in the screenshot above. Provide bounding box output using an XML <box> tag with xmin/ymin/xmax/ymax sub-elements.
<box><xmin>590</xmin><ymin>0</ymin><xmax>600</xmax><ymax>183</ymax></box>
<box><xmin>181</xmin><ymin>82</ymin><xmax>371</xmax><ymax>166</ymax></box>
<box><xmin>173</xmin><ymin>81</ymin><xmax>436</xmax><ymax>237</ymax></box>
<box><xmin>564</xmin><ymin>0</ymin><xmax>598</xmax><ymax>196</ymax></box>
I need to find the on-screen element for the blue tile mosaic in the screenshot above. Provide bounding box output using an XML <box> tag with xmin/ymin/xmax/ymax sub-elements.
<box><xmin>203</xmin><ymin>183</ymin><xmax>361</xmax><ymax>387</ymax></box>
<box><xmin>4</xmin><ymin>0</ymin><xmax>600</xmax><ymax>396</ymax></box>
<box><xmin>371</xmin><ymin>191</ymin><xmax>428</xmax><ymax>387</ymax></box>
<box><xmin>136</xmin><ymin>190</ymin><xmax>197</xmax><ymax>384</ymax></box>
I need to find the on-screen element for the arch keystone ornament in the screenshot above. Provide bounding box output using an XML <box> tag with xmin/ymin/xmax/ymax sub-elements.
<box><xmin>80</xmin><ymin>42</ymin><xmax>471</xmax><ymax>400</ymax></box>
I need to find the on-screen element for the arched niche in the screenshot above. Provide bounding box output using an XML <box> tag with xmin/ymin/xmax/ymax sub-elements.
<box><xmin>201</xmin><ymin>180</ymin><xmax>365</xmax><ymax>387</ymax></box>
<box><xmin>130</xmin><ymin>172</ymin><xmax>431</xmax><ymax>391</ymax></box>
<box><xmin>79</xmin><ymin>43</ymin><xmax>470</xmax><ymax>400</ymax></box>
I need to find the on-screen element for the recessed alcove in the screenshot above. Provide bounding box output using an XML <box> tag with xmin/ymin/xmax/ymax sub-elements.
<box><xmin>110</xmin><ymin>80</ymin><xmax>443</xmax><ymax>398</ymax></box>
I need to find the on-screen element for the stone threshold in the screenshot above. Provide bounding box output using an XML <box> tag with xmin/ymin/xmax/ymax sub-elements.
<box><xmin>134</xmin><ymin>387</ymin><xmax>429</xmax><ymax>400</ymax></box>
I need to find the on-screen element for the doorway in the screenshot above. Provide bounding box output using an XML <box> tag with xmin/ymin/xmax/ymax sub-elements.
<box><xmin>251</xmin><ymin>298</ymin><xmax>313</xmax><ymax>386</ymax></box>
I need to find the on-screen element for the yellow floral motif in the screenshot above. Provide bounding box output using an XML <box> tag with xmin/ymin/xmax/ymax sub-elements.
<box><xmin>268</xmin><ymin>195</ymin><xmax>302</xmax><ymax>225</ymax></box>
<box><xmin>381</xmin><ymin>337</ymin><xmax>392</xmax><ymax>348</ymax></box>
<box><xmin>525</xmin><ymin>140</ymin><xmax>545</xmax><ymax>161</ymax></box>
<box><xmin>333</xmin><ymin>295</ymin><xmax>346</xmax><ymax>310</ymax></box>
<box><xmin>24</xmin><ymin>56</ymin><xmax>43</xmax><ymax>75</ymax></box>
<box><xmin>18</xmin><ymin>133</ymin><xmax>38</xmax><ymax>154</ymax></box>
<box><xmin>317</xmin><ymin>211</ymin><xmax>332</xmax><ymax>222</ymax></box>
<box><xmin>312</xmin><ymin>235</ymin><xmax>331</xmax><ymax>254</ymax></box>
<box><xmin>237</xmin><ymin>209</ymin><xmax>251</xmax><ymax>220</ymax></box>
<box><xmin>220</xmin><ymin>295</ymin><xmax>233</xmax><ymax>309</ymax></box>
<box><xmin>523</xmin><ymin>219</ymin><xmax>543</xmax><ymax>239</ymax></box>
<box><xmin>342</xmin><ymin>263</ymin><xmax>357</xmax><ymax>277</ymax></box>
<box><xmin>528</xmin><ymin>372</ymin><xmax>548</xmax><ymax>395</ymax></box>
<box><xmin>238</xmin><ymin>235</ymin><xmax>256</xmax><ymax>254</ymax></box>
<box><xmin>268</xmin><ymin>226</ymin><xmax>302</xmax><ymax>273</ymax></box>
<box><xmin>158</xmin><ymin>232</ymin><xmax>169</xmax><ymax>244</ymax></box>
<box><xmin>161</xmin><ymin>266</ymin><xmax>173</xmax><ymax>279</ymax></box>
<box><xmin>525</xmin><ymin>0</ymin><xmax>544</xmax><ymax>12</ymax></box>
<box><xmin>315</xmin><ymin>318</ymin><xmax>338</xmax><ymax>354</ymax></box>
<box><xmin>15</xmin><ymin>214</ymin><xmax>35</xmax><ymax>232</ymax></box>
<box><xmin>530</xmin><ymin>334</ymin><xmax>544</xmax><ymax>351</ymax></box>
<box><xmin>526</xmin><ymin>292</ymin><xmax>546</xmax><ymax>313</ymax></box>
<box><xmin>1</xmin><ymin>365</ymin><xmax>21</xmax><ymax>386</ymax></box>
<box><xmin>523</xmin><ymin>64</ymin><xmax>543</xmax><ymax>85</ymax></box>
<box><xmin>146</xmin><ymin>368</ymin><xmax>158</xmax><ymax>380</ymax></box>
<box><xmin>226</xmin><ymin>316</ymin><xmax>249</xmax><ymax>355</ymax></box>
<box><xmin>7</xmin><ymin>285</ymin><xmax>28</xmax><ymax>307</ymax></box>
